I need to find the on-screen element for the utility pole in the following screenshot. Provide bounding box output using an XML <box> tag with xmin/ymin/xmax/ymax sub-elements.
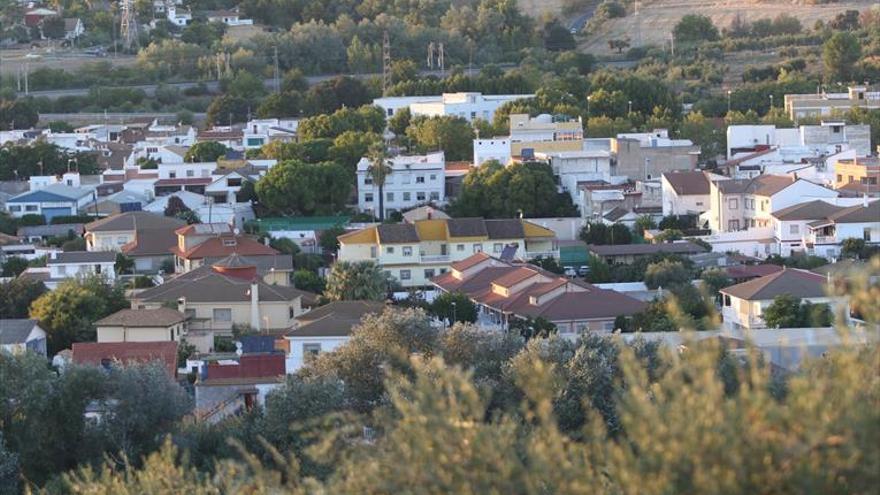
<box><xmin>670</xmin><ymin>33</ymin><xmax>675</xmax><ymax>57</ymax></box>
<box><xmin>438</xmin><ymin>42</ymin><xmax>445</xmax><ymax>77</ymax></box>
<box><xmin>382</xmin><ymin>30</ymin><xmax>391</xmax><ymax>96</ymax></box>
<box><xmin>24</xmin><ymin>63</ymin><xmax>29</xmax><ymax>95</ymax></box>
<box><xmin>273</xmin><ymin>46</ymin><xmax>280</xmax><ymax>94</ymax></box>
<box><xmin>427</xmin><ymin>42</ymin><xmax>435</xmax><ymax>69</ymax></box>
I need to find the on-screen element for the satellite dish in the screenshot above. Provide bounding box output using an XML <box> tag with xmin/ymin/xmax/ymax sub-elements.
<box><xmin>233</xmin><ymin>227</ymin><xmax>240</xmax><ymax>235</ymax></box>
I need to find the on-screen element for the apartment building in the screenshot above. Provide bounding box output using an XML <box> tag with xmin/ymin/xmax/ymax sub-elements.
<box><xmin>337</xmin><ymin>218</ymin><xmax>558</xmax><ymax>288</ymax></box>
<box><xmin>356</xmin><ymin>152</ymin><xmax>446</xmax><ymax>217</ymax></box>
<box><xmin>473</xmin><ymin>113</ymin><xmax>583</xmax><ymax>165</ymax></box>
<box><xmin>784</xmin><ymin>86</ymin><xmax>880</xmax><ymax>122</ymax></box>
<box><xmin>612</xmin><ymin>130</ymin><xmax>700</xmax><ymax>180</ymax></box>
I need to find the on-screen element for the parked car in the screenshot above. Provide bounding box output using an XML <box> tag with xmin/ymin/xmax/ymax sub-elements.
<box><xmin>564</xmin><ymin>266</ymin><xmax>577</xmax><ymax>278</ymax></box>
<box><xmin>577</xmin><ymin>265</ymin><xmax>590</xmax><ymax>277</ymax></box>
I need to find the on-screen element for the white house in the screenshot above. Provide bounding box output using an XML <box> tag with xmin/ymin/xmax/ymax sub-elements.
<box><xmin>720</xmin><ymin>268</ymin><xmax>843</xmax><ymax>330</ymax></box>
<box><xmin>6</xmin><ymin>184</ymin><xmax>96</xmax><ymax>221</ymax></box>
<box><xmin>538</xmin><ymin>149</ymin><xmax>615</xmax><ymax>205</ymax></box>
<box><xmin>706</xmin><ymin>175</ymin><xmax>839</xmax><ymax>233</ymax></box>
<box><xmin>206</xmin><ymin>8</ymin><xmax>253</xmax><ymax>25</ymax></box>
<box><xmin>803</xmin><ymin>199</ymin><xmax>880</xmax><ymax>259</ymax></box>
<box><xmin>726</xmin><ymin>123</ymin><xmax>871</xmax><ymax>159</ymax></box>
<box><xmin>357</xmin><ymin>151</ymin><xmax>446</xmax><ymax>217</ymax></box>
<box><xmin>661</xmin><ymin>170</ymin><xmax>719</xmax><ymax>217</ymax></box>
<box><xmin>473</xmin><ymin>137</ymin><xmax>512</xmax><ymax>165</ymax></box>
<box><xmin>45</xmin><ymin>251</ymin><xmax>117</xmax><ymax>289</ymax></box>
<box><xmin>283</xmin><ymin>301</ymin><xmax>386</xmax><ymax>373</ymax></box>
<box><xmin>165</xmin><ymin>4</ymin><xmax>191</xmax><ymax>26</ymax></box>
<box><xmin>373</xmin><ymin>92</ymin><xmax>532</xmax><ymax>122</ymax></box>
<box><xmin>243</xmin><ymin>119</ymin><xmax>298</xmax><ymax>149</ymax></box>
<box><xmin>0</xmin><ymin>319</ymin><xmax>47</xmax><ymax>356</ymax></box>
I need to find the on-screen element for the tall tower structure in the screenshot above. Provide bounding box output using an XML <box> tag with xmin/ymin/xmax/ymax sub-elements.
<box><xmin>382</xmin><ymin>30</ymin><xmax>391</xmax><ymax>96</ymax></box>
<box><xmin>120</xmin><ymin>0</ymin><xmax>139</xmax><ymax>51</ymax></box>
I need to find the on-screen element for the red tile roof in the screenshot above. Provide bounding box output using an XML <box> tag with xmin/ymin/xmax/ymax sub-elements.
<box><xmin>72</xmin><ymin>341</ymin><xmax>178</xmax><ymax>376</ymax></box>
<box><xmin>172</xmin><ymin>235</ymin><xmax>278</xmax><ymax>260</ymax></box>
<box><xmin>203</xmin><ymin>354</ymin><xmax>285</xmax><ymax>381</ymax></box>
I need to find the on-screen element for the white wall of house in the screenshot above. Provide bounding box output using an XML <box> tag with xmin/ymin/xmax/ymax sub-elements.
<box><xmin>284</xmin><ymin>335</ymin><xmax>349</xmax><ymax>373</ymax></box>
<box><xmin>473</xmin><ymin>138</ymin><xmax>512</xmax><ymax>165</ymax></box>
<box><xmin>357</xmin><ymin>152</ymin><xmax>446</xmax><ymax>216</ymax></box>
<box><xmin>158</xmin><ymin>162</ymin><xmax>215</xmax><ymax>180</ymax></box>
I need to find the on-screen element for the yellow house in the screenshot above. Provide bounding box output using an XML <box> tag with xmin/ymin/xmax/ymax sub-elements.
<box><xmin>337</xmin><ymin>218</ymin><xmax>557</xmax><ymax>287</ymax></box>
<box><xmin>95</xmin><ymin>307</ymin><xmax>188</xmax><ymax>343</ymax></box>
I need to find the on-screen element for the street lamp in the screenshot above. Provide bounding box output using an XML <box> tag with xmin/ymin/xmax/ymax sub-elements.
<box><xmin>769</xmin><ymin>94</ymin><xmax>774</xmax><ymax>109</ymax></box>
<box><xmin>627</xmin><ymin>100</ymin><xmax>632</xmax><ymax>114</ymax></box>
<box><xmin>727</xmin><ymin>90</ymin><xmax>732</xmax><ymax>114</ymax></box>
<box><xmin>451</xmin><ymin>301</ymin><xmax>457</xmax><ymax>325</ymax></box>
<box><xmin>586</xmin><ymin>95</ymin><xmax>592</xmax><ymax>117</ymax></box>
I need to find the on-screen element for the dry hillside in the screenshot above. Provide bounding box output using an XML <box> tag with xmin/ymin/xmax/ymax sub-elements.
<box><xmin>580</xmin><ymin>0</ymin><xmax>876</xmax><ymax>56</ymax></box>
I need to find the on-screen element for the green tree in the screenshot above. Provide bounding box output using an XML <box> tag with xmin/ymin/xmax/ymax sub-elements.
<box><xmin>634</xmin><ymin>215</ymin><xmax>656</xmax><ymax>235</ymax></box>
<box><xmin>388</xmin><ymin>107</ymin><xmax>412</xmax><ymax>137</ymax></box>
<box><xmin>644</xmin><ymin>260</ymin><xmax>693</xmax><ymax>290</ymax></box>
<box><xmin>206</xmin><ymin>95</ymin><xmax>251</xmax><ymax>126</ymax></box>
<box><xmin>406</xmin><ymin>115</ymin><xmax>474</xmax><ymax>161</ymax></box>
<box><xmin>1</xmin><ymin>257</ymin><xmax>28</xmax><ymax>277</ymax></box>
<box><xmin>431</xmin><ymin>292</ymin><xmax>478</xmax><ymax>324</ymax></box>
<box><xmin>329</xmin><ymin>131</ymin><xmax>382</xmax><ymax>171</ymax></box>
<box><xmin>823</xmin><ymin>32</ymin><xmax>861</xmax><ymax>82</ymax></box>
<box><xmin>293</xmin><ymin>269</ymin><xmax>325</xmax><ymax>294</ymax></box>
<box><xmin>184</xmin><ymin>141</ymin><xmax>229</xmax><ymax>162</ymax></box>
<box><xmin>256</xmin><ymin>160</ymin><xmax>350</xmax><ymax>215</ymax></box>
<box><xmin>0</xmin><ymin>98</ymin><xmax>39</xmax><ymax>130</ymax></box>
<box><xmin>319</xmin><ymin>225</ymin><xmax>346</xmax><ymax>254</ymax></box>
<box><xmin>0</xmin><ymin>433</ymin><xmax>18</xmax><ymax>495</ymax></box>
<box><xmin>0</xmin><ymin>278</ymin><xmax>46</xmax><ymax>319</ymax></box>
<box><xmin>542</xmin><ymin>19</ymin><xmax>576</xmax><ymax>51</ymax></box>
<box><xmin>673</xmin><ymin>14</ymin><xmax>720</xmax><ymax>44</ymax></box>
<box><xmin>529</xmin><ymin>255</ymin><xmax>564</xmax><ymax>274</ymax></box>
<box><xmin>29</xmin><ymin>274</ymin><xmax>128</xmax><ymax>353</ymax></box>
<box><xmin>40</xmin><ymin>16</ymin><xmax>65</xmax><ymax>39</ymax></box>
<box><xmin>700</xmin><ymin>268</ymin><xmax>732</xmax><ymax>302</ymax></box>
<box><xmin>324</xmin><ymin>261</ymin><xmax>389</xmax><ymax>302</ymax></box>
<box><xmin>762</xmin><ymin>294</ymin><xmax>805</xmax><ymax>328</ymax></box>
<box><xmin>366</xmin><ymin>143</ymin><xmax>393</xmax><ymax>221</ymax></box>
<box><xmin>509</xmin><ymin>316</ymin><xmax>558</xmax><ymax>341</ymax></box>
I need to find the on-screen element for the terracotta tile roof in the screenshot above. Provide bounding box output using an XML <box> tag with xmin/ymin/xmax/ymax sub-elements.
<box><xmin>172</xmin><ymin>235</ymin><xmax>278</xmax><ymax>260</ymax></box>
<box><xmin>433</xmin><ymin>254</ymin><xmax>645</xmax><ymax>322</ymax></box>
<box><xmin>716</xmin><ymin>175</ymin><xmax>796</xmax><ymax>196</ymax></box>
<box><xmin>663</xmin><ymin>171</ymin><xmax>710</xmax><ymax>195</ymax></box>
<box><xmin>449</xmin><ymin>252</ymin><xmax>491</xmax><ymax>271</ymax></box>
<box><xmin>720</xmin><ymin>268</ymin><xmax>828</xmax><ymax>301</ymax></box>
<box><xmin>288</xmin><ymin>301</ymin><xmax>387</xmax><ymax>337</ymax></box>
<box><xmin>86</xmin><ymin>211</ymin><xmax>185</xmax><ymax>232</ymax></box>
<box><xmin>95</xmin><ymin>308</ymin><xmax>187</xmax><ymax>327</ymax></box>
<box><xmin>72</xmin><ymin>341</ymin><xmax>178</xmax><ymax>376</ymax></box>
<box><xmin>197</xmin><ymin>129</ymin><xmax>243</xmax><ymax>141</ymax></box>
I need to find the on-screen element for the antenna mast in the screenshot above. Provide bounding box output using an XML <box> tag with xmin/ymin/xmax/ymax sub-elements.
<box><xmin>382</xmin><ymin>30</ymin><xmax>391</xmax><ymax>96</ymax></box>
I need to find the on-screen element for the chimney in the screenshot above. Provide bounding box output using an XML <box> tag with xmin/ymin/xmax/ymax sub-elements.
<box><xmin>177</xmin><ymin>297</ymin><xmax>186</xmax><ymax>314</ymax></box>
<box><xmin>863</xmin><ymin>193</ymin><xmax>869</xmax><ymax>208</ymax></box>
<box><xmin>427</xmin><ymin>207</ymin><xmax>433</xmax><ymax>220</ymax></box>
<box><xmin>250</xmin><ymin>281</ymin><xmax>261</xmax><ymax>330</ymax></box>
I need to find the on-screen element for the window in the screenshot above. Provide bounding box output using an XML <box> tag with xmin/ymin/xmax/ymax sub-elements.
<box><xmin>227</xmin><ymin>178</ymin><xmax>242</xmax><ymax>187</ymax></box>
<box><xmin>403</xmin><ymin>192</ymin><xmax>411</xmax><ymax>201</ymax></box>
<box><xmin>837</xmin><ymin>174</ymin><xmax>843</xmax><ymax>183</ymax></box>
<box><xmin>365</xmin><ymin>193</ymin><xmax>374</xmax><ymax>202</ymax></box>
<box><xmin>832</xmin><ymin>125</ymin><xmax>841</xmax><ymax>133</ymax></box>
<box><xmin>370</xmin><ymin>246</ymin><xmax>377</xmax><ymax>257</ymax></box>
<box><xmin>399</xmin><ymin>269</ymin><xmax>411</xmax><ymax>280</ymax></box>
<box><xmin>416</xmin><ymin>176</ymin><xmax>425</xmax><ymax>184</ymax></box>
<box><xmin>364</xmin><ymin>176</ymin><xmax>373</xmax><ymax>185</ymax></box>
<box><xmin>789</xmin><ymin>225</ymin><xmax>800</xmax><ymax>235</ymax></box>
<box><xmin>169</xmin><ymin>172</ymin><xmax>176</xmax><ymax>179</ymax></box>
<box><xmin>728</xmin><ymin>198</ymin><xmax>738</xmax><ymax>209</ymax></box>
<box><xmin>728</xmin><ymin>220</ymin><xmax>740</xmax><ymax>231</ymax></box>
<box><xmin>386</xmin><ymin>108</ymin><xmax>393</xmax><ymax>117</ymax></box>
<box><xmin>402</xmin><ymin>246</ymin><xmax>412</xmax><ymax>256</ymax></box>
<box><xmin>416</xmin><ymin>192</ymin><xmax>426</xmax><ymax>201</ymax></box>
<box><xmin>472</xmin><ymin>244</ymin><xmax>482</xmax><ymax>253</ymax></box>
<box><xmin>95</xmin><ymin>264</ymin><xmax>102</xmax><ymax>274</ymax></box>
<box><xmin>456</xmin><ymin>244</ymin><xmax>465</xmax><ymax>252</ymax></box>
<box><xmin>865</xmin><ymin>228</ymin><xmax>873</xmax><ymax>242</ymax></box>
<box><xmin>848</xmin><ymin>175</ymin><xmax>854</xmax><ymax>183</ymax></box>
<box><xmin>303</xmin><ymin>343</ymin><xmax>321</xmax><ymax>361</ymax></box>
<box><xmin>386</xmin><ymin>192</ymin><xmax>394</xmax><ymax>201</ymax></box>
<box><xmin>493</xmin><ymin>243</ymin><xmax>503</xmax><ymax>253</ymax></box>
<box><xmin>213</xmin><ymin>308</ymin><xmax>232</xmax><ymax>322</ymax></box>
<box><xmin>386</xmin><ymin>246</ymin><xmax>395</xmax><ymax>254</ymax></box>
<box><xmin>8</xmin><ymin>205</ymin><xmax>20</xmax><ymax>212</ymax></box>
<box><xmin>430</xmin><ymin>191</ymin><xmax>440</xmax><ymax>201</ymax></box>
<box><xmin>430</xmin><ymin>174</ymin><xmax>436</xmax><ymax>180</ymax></box>
<box><xmin>186</xmin><ymin>170</ymin><xmax>194</xmax><ymax>177</ymax></box>
<box><xmin>116</xmin><ymin>236</ymin><xmax>127</xmax><ymax>245</ymax></box>
<box><xmin>223</xmin><ymin>239</ymin><xmax>237</xmax><ymax>247</ymax></box>
<box><xmin>25</xmin><ymin>205</ymin><xmax>38</xmax><ymax>212</ymax></box>
<box><xmin>424</xmin><ymin>269</ymin><xmax>435</xmax><ymax>279</ymax></box>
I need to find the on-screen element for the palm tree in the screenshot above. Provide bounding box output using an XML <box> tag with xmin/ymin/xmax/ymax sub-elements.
<box><xmin>367</xmin><ymin>143</ymin><xmax>392</xmax><ymax>221</ymax></box>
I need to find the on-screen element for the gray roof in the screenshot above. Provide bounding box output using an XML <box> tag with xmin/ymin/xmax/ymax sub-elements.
<box><xmin>602</xmin><ymin>206</ymin><xmax>631</xmax><ymax>222</ymax></box>
<box><xmin>772</xmin><ymin>200</ymin><xmax>845</xmax><ymax>221</ymax></box>
<box><xmin>288</xmin><ymin>301</ymin><xmax>387</xmax><ymax>337</ymax></box>
<box><xmin>826</xmin><ymin>200</ymin><xmax>879</xmax><ymax>223</ymax></box>
<box><xmin>715</xmin><ymin>175</ymin><xmax>796</xmax><ymax>196</ymax></box>
<box><xmin>134</xmin><ymin>264</ymin><xmax>315</xmax><ymax>304</ymax></box>
<box><xmin>0</xmin><ymin>319</ymin><xmax>39</xmax><ymax>345</ymax></box>
<box><xmin>663</xmin><ymin>171</ymin><xmax>710</xmax><ymax>195</ymax></box>
<box><xmin>485</xmin><ymin>219</ymin><xmax>525</xmax><ymax>239</ymax></box>
<box><xmin>376</xmin><ymin>224</ymin><xmax>419</xmax><ymax>243</ymax></box>
<box><xmin>202</xmin><ymin>253</ymin><xmax>293</xmax><ymax>272</ymax></box>
<box><xmin>720</xmin><ymin>268</ymin><xmax>828</xmax><ymax>301</ymax></box>
<box><xmin>95</xmin><ymin>308</ymin><xmax>187</xmax><ymax>327</ymax></box>
<box><xmin>447</xmin><ymin>218</ymin><xmax>488</xmax><ymax>237</ymax></box>
<box><xmin>48</xmin><ymin>251</ymin><xmax>117</xmax><ymax>264</ymax></box>
<box><xmin>18</xmin><ymin>223</ymin><xmax>85</xmax><ymax>238</ymax></box>
<box><xmin>85</xmin><ymin>211</ymin><xmax>185</xmax><ymax>233</ymax></box>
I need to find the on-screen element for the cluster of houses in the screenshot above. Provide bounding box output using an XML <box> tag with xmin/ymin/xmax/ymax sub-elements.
<box><xmin>2</xmin><ymin>87</ymin><xmax>879</xmax><ymax>421</ymax></box>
